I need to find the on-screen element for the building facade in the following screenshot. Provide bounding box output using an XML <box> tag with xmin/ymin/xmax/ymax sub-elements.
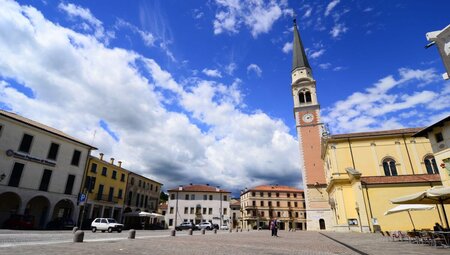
<box><xmin>0</xmin><ymin>110</ymin><xmax>95</xmax><ymax>229</ymax></box>
<box><xmin>230</xmin><ymin>199</ymin><xmax>241</xmax><ymax>229</ymax></box>
<box><xmin>78</xmin><ymin>154</ymin><xmax>128</xmax><ymax>224</ymax></box>
<box><xmin>290</xmin><ymin>20</ymin><xmax>332</xmax><ymax>230</ymax></box>
<box><xmin>413</xmin><ymin>115</ymin><xmax>450</xmax><ymax>187</ymax></box>
<box><xmin>166</xmin><ymin>184</ymin><xmax>231</xmax><ymax>229</ymax></box>
<box><xmin>322</xmin><ymin>128</ymin><xmax>444</xmax><ymax>232</ymax></box>
<box><xmin>123</xmin><ymin>172</ymin><xmax>162</xmax><ymax>214</ymax></box>
<box><xmin>240</xmin><ymin>185</ymin><xmax>306</xmax><ymax>231</ymax></box>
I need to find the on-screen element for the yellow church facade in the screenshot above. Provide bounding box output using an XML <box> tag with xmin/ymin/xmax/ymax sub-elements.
<box><xmin>322</xmin><ymin>128</ymin><xmax>446</xmax><ymax>232</ymax></box>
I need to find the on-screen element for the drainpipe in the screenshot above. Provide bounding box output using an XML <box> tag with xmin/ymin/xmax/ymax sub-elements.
<box><xmin>402</xmin><ymin>135</ymin><xmax>415</xmax><ymax>174</ymax></box>
<box><xmin>362</xmin><ymin>182</ymin><xmax>373</xmax><ymax>232</ymax></box>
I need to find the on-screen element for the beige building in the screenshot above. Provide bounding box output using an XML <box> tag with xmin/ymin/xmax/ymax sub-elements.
<box><xmin>413</xmin><ymin>115</ymin><xmax>450</xmax><ymax>187</ymax></box>
<box><xmin>124</xmin><ymin>172</ymin><xmax>162</xmax><ymax>214</ymax></box>
<box><xmin>240</xmin><ymin>185</ymin><xmax>306</xmax><ymax>230</ymax></box>
<box><xmin>230</xmin><ymin>199</ymin><xmax>241</xmax><ymax>229</ymax></box>
<box><xmin>322</xmin><ymin>128</ymin><xmax>444</xmax><ymax>232</ymax></box>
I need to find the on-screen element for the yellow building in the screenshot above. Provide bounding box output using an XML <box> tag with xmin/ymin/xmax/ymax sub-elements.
<box><xmin>78</xmin><ymin>153</ymin><xmax>129</xmax><ymax>224</ymax></box>
<box><xmin>240</xmin><ymin>185</ymin><xmax>306</xmax><ymax>231</ymax></box>
<box><xmin>413</xmin><ymin>115</ymin><xmax>450</xmax><ymax>187</ymax></box>
<box><xmin>322</xmin><ymin>128</ymin><xmax>446</xmax><ymax>232</ymax></box>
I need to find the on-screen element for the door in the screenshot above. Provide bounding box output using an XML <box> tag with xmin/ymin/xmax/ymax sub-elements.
<box><xmin>319</xmin><ymin>219</ymin><xmax>326</xmax><ymax>230</ymax></box>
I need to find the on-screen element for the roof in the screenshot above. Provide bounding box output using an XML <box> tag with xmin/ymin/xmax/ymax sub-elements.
<box><xmin>329</xmin><ymin>128</ymin><xmax>423</xmax><ymax>140</ymax></box>
<box><xmin>361</xmin><ymin>174</ymin><xmax>441</xmax><ymax>185</ymax></box>
<box><xmin>128</xmin><ymin>171</ymin><xmax>163</xmax><ymax>185</ymax></box>
<box><xmin>159</xmin><ymin>203</ymin><xmax>168</xmax><ymax>210</ymax></box>
<box><xmin>167</xmin><ymin>184</ymin><xmax>230</xmax><ymax>193</ymax></box>
<box><xmin>0</xmin><ymin>110</ymin><xmax>97</xmax><ymax>149</ymax></box>
<box><xmin>413</xmin><ymin>115</ymin><xmax>450</xmax><ymax>137</ymax></box>
<box><xmin>292</xmin><ymin>19</ymin><xmax>311</xmax><ymax>71</ymax></box>
<box><xmin>243</xmin><ymin>185</ymin><xmax>303</xmax><ymax>195</ymax></box>
<box><xmin>230</xmin><ymin>200</ymin><xmax>241</xmax><ymax>206</ymax></box>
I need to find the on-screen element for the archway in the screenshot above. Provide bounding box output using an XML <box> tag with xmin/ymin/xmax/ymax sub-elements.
<box><xmin>25</xmin><ymin>196</ymin><xmax>50</xmax><ymax>229</ymax></box>
<box><xmin>52</xmin><ymin>199</ymin><xmax>74</xmax><ymax>220</ymax></box>
<box><xmin>319</xmin><ymin>219</ymin><xmax>326</xmax><ymax>230</ymax></box>
<box><xmin>0</xmin><ymin>192</ymin><xmax>21</xmax><ymax>228</ymax></box>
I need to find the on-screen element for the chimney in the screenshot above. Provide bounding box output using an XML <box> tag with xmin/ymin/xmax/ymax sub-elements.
<box><xmin>206</xmin><ymin>183</ymin><xmax>209</xmax><ymax>186</ymax></box>
<box><xmin>110</xmin><ymin>158</ymin><xmax>115</xmax><ymax>165</ymax></box>
<box><xmin>118</xmin><ymin>161</ymin><xmax>122</xmax><ymax>168</ymax></box>
<box><xmin>99</xmin><ymin>153</ymin><xmax>104</xmax><ymax>160</ymax></box>
<box><xmin>215</xmin><ymin>186</ymin><xmax>220</xmax><ymax>192</ymax></box>
<box><xmin>189</xmin><ymin>183</ymin><xmax>193</xmax><ymax>185</ymax></box>
<box><xmin>178</xmin><ymin>185</ymin><xmax>183</xmax><ymax>191</ymax></box>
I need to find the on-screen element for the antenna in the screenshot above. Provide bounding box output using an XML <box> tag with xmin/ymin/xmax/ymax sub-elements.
<box><xmin>91</xmin><ymin>129</ymin><xmax>97</xmax><ymax>145</ymax></box>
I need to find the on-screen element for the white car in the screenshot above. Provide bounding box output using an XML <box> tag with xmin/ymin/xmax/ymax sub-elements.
<box><xmin>196</xmin><ymin>222</ymin><xmax>213</xmax><ymax>230</ymax></box>
<box><xmin>220</xmin><ymin>225</ymin><xmax>229</xmax><ymax>230</ymax></box>
<box><xmin>91</xmin><ymin>218</ymin><xmax>123</xmax><ymax>233</ymax></box>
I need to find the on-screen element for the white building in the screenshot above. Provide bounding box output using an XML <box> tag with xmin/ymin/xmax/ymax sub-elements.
<box><xmin>0</xmin><ymin>110</ymin><xmax>96</xmax><ymax>229</ymax></box>
<box><xmin>166</xmin><ymin>184</ymin><xmax>231</xmax><ymax>229</ymax></box>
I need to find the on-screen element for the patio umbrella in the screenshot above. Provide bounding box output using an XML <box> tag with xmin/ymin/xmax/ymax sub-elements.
<box><xmin>384</xmin><ymin>204</ymin><xmax>434</xmax><ymax>231</ymax></box>
<box><xmin>391</xmin><ymin>186</ymin><xmax>450</xmax><ymax>228</ymax></box>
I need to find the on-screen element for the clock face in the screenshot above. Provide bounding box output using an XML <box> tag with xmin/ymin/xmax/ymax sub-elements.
<box><xmin>302</xmin><ymin>113</ymin><xmax>314</xmax><ymax>123</ymax></box>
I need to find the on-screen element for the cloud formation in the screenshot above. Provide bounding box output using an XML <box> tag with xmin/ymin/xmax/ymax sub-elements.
<box><xmin>247</xmin><ymin>64</ymin><xmax>262</xmax><ymax>77</ymax></box>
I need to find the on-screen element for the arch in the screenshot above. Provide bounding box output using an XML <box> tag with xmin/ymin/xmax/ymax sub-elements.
<box><xmin>51</xmin><ymin>199</ymin><xmax>74</xmax><ymax>220</ymax></box>
<box><xmin>319</xmin><ymin>219</ymin><xmax>326</xmax><ymax>230</ymax></box>
<box><xmin>305</xmin><ymin>91</ymin><xmax>312</xmax><ymax>103</ymax></box>
<box><xmin>382</xmin><ymin>157</ymin><xmax>398</xmax><ymax>176</ymax></box>
<box><xmin>0</xmin><ymin>192</ymin><xmax>22</xmax><ymax>228</ymax></box>
<box><xmin>423</xmin><ymin>155</ymin><xmax>439</xmax><ymax>174</ymax></box>
<box><xmin>25</xmin><ymin>195</ymin><xmax>50</xmax><ymax>229</ymax></box>
<box><xmin>298</xmin><ymin>92</ymin><xmax>305</xmax><ymax>103</ymax></box>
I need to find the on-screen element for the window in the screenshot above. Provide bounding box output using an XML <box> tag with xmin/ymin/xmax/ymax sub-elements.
<box><xmin>288</xmin><ymin>202</ymin><xmax>291</xmax><ymax>207</ymax></box>
<box><xmin>18</xmin><ymin>134</ymin><xmax>33</xmax><ymax>153</ymax></box>
<box><xmin>101</xmin><ymin>167</ymin><xmax>107</xmax><ymax>176</ymax></box>
<box><xmin>276</xmin><ymin>193</ymin><xmax>279</xmax><ymax>197</ymax></box>
<box><xmin>170</xmin><ymin>207</ymin><xmax>174</xmax><ymax>214</ymax></box>
<box><xmin>71</xmin><ymin>150</ymin><xmax>81</xmax><ymax>166</ymax></box>
<box><xmin>169</xmin><ymin>219</ymin><xmax>173</xmax><ymax>226</ymax></box>
<box><xmin>424</xmin><ymin>156</ymin><xmax>439</xmax><ymax>174</ymax></box>
<box><xmin>150</xmin><ymin>184</ymin><xmax>153</xmax><ymax>191</ymax></box>
<box><xmin>287</xmin><ymin>193</ymin><xmax>291</xmax><ymax>198</ymax></box>
<box><xmin>209</xmin><ymin>195</ymin><xmax>213</xmax><ymax>200</ymax></box>
<box><xmin>64</xmin><ymin>174</ymin><xmax>75</xmax><ymax>195</ymax></box>
<box><xmin>190</xmin><ymin>207</ymin><xmax>194</xmax><ymax>214</ymax></box>
<box><xmin>135</xmin><ymin>194</ymin><xmax>140</xmax><ymax>207</ymax></box>
<box><xmin>305</xmin><ymin>91</ymin><xmax>311</xmax><ymax>102</ymax></box>
<box><xmin>268</xmin><ymin>201</ymin><xmax>272</xmax><ymax>206</ymax></box>
<box><xmin>140</xmin><ymin>196</ymin><xmax>144</xmax><ymax>207</ymax></box>
<box><xmin>120</xmin><ymin>173</ymin><xmax>125</xmax><ymax>182</ymax></box>
<box><xmin>435</xmin><ymin>132</ymin><xmax>444</xmax><ymax>143</ymax></box>
<box><xmin>294</xmin><ymin>193</ymin><xmax>297</xmax><ymax>198</ymax></box>
<box><xmin>84</xmin><ymin>176</ymin><xmax>96</xmax><ymax>193</ymax></box>
<box><xmin>185</xmin><ymin>194</ymin><xmax>189</xmax><ymax>200</ymax></box>
<box><xmin>298</xmin><ymin>90</ymin><xmax>312</xmax><ymax>104</ymax></box>
<box><xmin>296</xmin><ymin>212</ymin><xmax>299</xmax><ymax>217</ymax></box>
<box><xmin>112</xmin><ymin>170</ymin><xmax>117</xmax><ymax>180</ymax></box>
<box><xmin>203</xmin><ymin>208</ymin><xmax>207</xmax><ymax>214</ymax></box>
<box><xmin>251</xmin><ymin>192</ymin><xmax>255</xmax><ymax>197</ymax></box>
<box><xmin>260</xmin><ymin>192</ymin><xmax>263</xmax><ymax>197</ymax></box>
<box><xmin>288</xmin><ymin>211</ymin><xmax>292</xmax><ymax>217</ymax></box>
<box><xmin>144</xmin><ymin>195</ymin><xmax>148</xmax><ymax>208</ymax></box>
<box><xmin>130</xmin><ymin>177</ymin><xmax>134</xmax><ymax>185</ymax></box>
<box><xmin>223</xmin><ymin>208</ymin><xmax>227</xmax><ymax>215</ymax></box>
<box><xmin>170</xmin><ymin>194</ymin><xmax>175</xmax><ymax>200</ymax></box>
<box><xmin>260</xmin><ymin>201</ymin><xmax>264</xmax><ymax>206</ymax></box>
<box><xmin>209</xmin><ymin>208</ymin><xmax>212</xmax><ymax>214</ymax></box>
<box><xmin>268</xmin><ymin>193</ymin><xmax>271</xmax><ymax>197</ymax></box>
<box><xmin>261</xmin><ymin>211</ymin><xmax>264</xmax><ymax>217</ymax></box>
<box><xmin>382</xmin><ymin>158</ymin><xmax>398</xmax><ymax>176</ymax></box>
<box><xmin>47</xmin><ymin>143</ymin><xmax>59</xmax><ymax>160</ymax></box>
<box><xmin>277</xmin><ymin>201</ymin><xmax>280</xmax><ymax>207</ymax></box>
<box><xmin>299</xmin><ymin>92</ymin><xmax>305</xmax><ymax>103</ymax></box>
<box><xmin>223</xmin><ymin>195</ymin><xmax>227</xmax><ymax>201</ymax></box>
<box><xmin>277</xmin><ymin>212</ymin><xmax>281</xmax><ymax>217</ymax></box>
<box><xmin>39</xmin><ymin>169</ymin><xmax>52</xmax><ymax>191</ymax></box>
<box><xmin>294</xmin><ymin>202</ymin><xmax>298</xmax><ymax>207</ymax></box>
<box><xmin>138</xmin><ymin>180</ymin><xmax>141</xmax><ymax>187</ymax></box>
<box><xmin>155</xmin><ymin>186</ymin><xmax>158</xmax><ymax>192</ymax></box>
<box><xmin>90</xmin><ymin>163</ymin><xmax>97</xmax><ymax>173</ymax></box>
<box><xmin>184</xmin><ymin>207</ymin><xmax>188</xmax><ymax>214</ymax></box>
<box><xmin>203</xmin><ymin>194</ymin><xmax>207</xmax><ymax>200</ymax></box>
<box><xmin>108</xmin><ymin>187</ymin><xmax>114</xmax><ymax>202</ymax></box>
<box><xmin>8</xmin><ymin>162</ymin><xmax>24</xmax><ymax>187</ymax></box>
<box><xmin>97</xmin><ymin>184</ymin><xmax>104</xmax><ymax>200</ymax></box>
<box><xmin>191</xmin><ymin>194</ymin><xmax>195</xmax><ymax>200</ymax></box>
<box><xmin>127</xmin><ymin>191</ymin><xmax>132</xmax><ymax>206</ymax></box>
<box><xmin>118</xmin><ymin>189</ymin><xmax>123</xmax><ymax>199</ymax></box>
<box><xmin>252</xmin><ymin>201</ymin><xmax>256</xmax><ymax>206</ymax></box>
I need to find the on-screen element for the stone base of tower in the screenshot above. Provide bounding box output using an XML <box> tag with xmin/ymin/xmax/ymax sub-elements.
<box><xmin>305</xmin><ymin>209</ymin><xmax>333</xmax><ymax>231</ymax></box>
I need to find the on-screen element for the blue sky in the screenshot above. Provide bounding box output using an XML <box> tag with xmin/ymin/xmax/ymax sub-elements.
<box><xmin>0</xmin><ymin>0</ymin><xmax>449</xmax><ymax>195</ymax></box>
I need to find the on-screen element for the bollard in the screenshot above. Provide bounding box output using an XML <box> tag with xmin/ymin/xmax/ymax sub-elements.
<box><xmin>201</xmin><ymin>229</ymin><xmax>206</xmax><ymax>235</ymax></box>
<box><xmin>235</xmin><ymin>228</ymin><xmax>239</xmax><ymax>233</ymax></box>
<box><xmin>214</xmin><ymin>229</ymin><xmax>217</xmax><ymax>234</ymax></box>
<box><xmin>171</xmin><ymin>229</ymin><xmax>176</xmax><ymax>236</ymax></box>
<box><xmin>128</xmin><ymin>229</ymin><xmax>136</xmax><ymax>239</ymax></box>
<box><xmin>240</xmin><ymin>228</ymin><xmax>243</xmax><ymax>232</ymax></box>
<box><xmin>229</xmin><ymin>228</ymin><xmax>232</xmax><ymax>233</ymax></box>
<box><xmin>73</xmin><ymin>230</ymin><xmax>84</xmax><ymax>243</ymax></box>
<box><xmin>72</xmin><ymin>226</ymin><xmax>79</xmax><ymax>234</ymax></box>
<box><xmin>189</xmin><ymin>229</ymin><xmax>193</xmax><ymax>235</ymax></box>
<box><xmin>248</xmin><ymin>228</ymin><xmax>250</xmax><ymax>232</ymax></box>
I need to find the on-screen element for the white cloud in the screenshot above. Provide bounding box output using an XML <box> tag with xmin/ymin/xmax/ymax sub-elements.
<box><xmin>247</xmin><ymin>64</ymin><xmax>262</xmax><ymax>77</ymax></box>
<box><xmin>319</xmin><ymin>63</ymin><xmax>331</xmax><ymax>69</ymax></box>
<box><xmin>0</xmin><ymin>0</ymin><xmax>302</xmax><ymax>191</ymax></box>
<box><xmin>115</xmin><ymin>19</ymin><xmax>155</xmax><ymax>47</ymax></box>
<box><xmin>225</xmin><ymin>62</ymin><xmax>237</xmax><ymax>75</ymax></box>
<box><xmin>325</xmin><ymin>0</ymin><xmax>340</xmax><ymax>16</ymax></box>
<box><xmin>202</xmin><ymin>68</ymin><xmax>223</xmax><ymax>78</ymax></box>
<box><xmin>303</xmin><ymin>7</ymin><xmax>312</xmax><ymax>18</ymax></box>
<box><xmin>363</xmin><ymin>7</ymin><xmax>373</xmax><ymax>12</ymax></box>
<box><xmin>309</xmin><ymin>49</ymin><xmax>326</xmax><ymax>59</ymax></box>
<box><xmin>322</xmin><ymin>68</ymin><xmax>443</xmax><ymax>134</ymax></box>
<box><xmin>213</xmin><ymin>0</ymin><xmax>291</xmax><ymax>38</ymax></box>
<box><xmin>330</xmin><ymin>23</ymin><xmax>348</xmax><ymax>38</ymax></box>
<box><xmin>282</xmin><ymin>42</ymin><xmax>293</xmax><ymax>53</ymax></box>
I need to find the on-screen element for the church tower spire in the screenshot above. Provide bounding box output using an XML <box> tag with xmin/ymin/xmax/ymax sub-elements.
<box><xmin>292</xmin><ymin>18</ymin><xmax>311</xmax><ymax>71</ymax></box>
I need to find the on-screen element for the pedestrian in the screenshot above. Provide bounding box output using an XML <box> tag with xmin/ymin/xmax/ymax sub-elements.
<box><xmin>270</xmin><ymin>220</ymin><xmax>275</xmax><ymax>236</ymax></box>
<box><xmin>273</xmin><ymin>218</ymin><xmax>278</xmax><ymax>237</ymax></box>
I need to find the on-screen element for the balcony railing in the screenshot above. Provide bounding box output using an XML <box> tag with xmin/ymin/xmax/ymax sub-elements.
<box><xmin>94</xmin><ymin>193</ymin><xmax>120</xmax><ymax>203</ymax></box>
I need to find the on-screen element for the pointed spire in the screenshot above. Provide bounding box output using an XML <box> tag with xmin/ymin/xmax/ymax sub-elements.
<box><xmin>292</xmin><ymin>19</ymin><xmax>311</xmax><ymax>71</ymax></box>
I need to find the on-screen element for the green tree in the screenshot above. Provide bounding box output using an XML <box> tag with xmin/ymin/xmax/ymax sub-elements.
<box><xmin>160</xmin><ymin>191</ymin><xmax>168</xmax><ymax>203</ymax></box>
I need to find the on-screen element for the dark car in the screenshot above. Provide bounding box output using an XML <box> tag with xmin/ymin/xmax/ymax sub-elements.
<box><xmin>46</xmin><ymin>217</ymin><xmax>75</xmax><ymax>230</ymax></box>
<box><xmin>175</xmin><ymin>222</ymin><xmax>198</xmax><ymax>231</ymax></box>
<box><xmin>212</xmin><ymin>224</ymin><xmax>219</xmax><ymax>230</ymax></box>
<box><xmin>2</xmin><ymin>214</ymin><xmax>35</xmax><ymax>230</ymax></box>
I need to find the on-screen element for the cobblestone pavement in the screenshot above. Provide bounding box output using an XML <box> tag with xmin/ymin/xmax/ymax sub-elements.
<box><xmin>1</xmin><ymin>229</ymin><xmax>449</xmax><ymax>254</ymax></box>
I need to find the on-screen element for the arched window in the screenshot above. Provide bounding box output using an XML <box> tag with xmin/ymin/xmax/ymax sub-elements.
<box><xmin>299</xmin><ymin>92</ymin><xmax>305</xmax><ymax>103</ymax></box>
<box><xmin>424</xmin><ymin>155</ymin><xmax>439</xmax><ymax>174</ymax></box>
<box><xmin>305</xmin><ymin>91</ymin><xmax>312</xmax><ymax>102</ymax></box>
<box><xmin>298</xmin><ymin>90</ymin><xmax>311</xmax><ymax>104</ymax></box>
<box><xmin>382</xmin><ymin>158</ymin><xmax>398</xmax><ymax>176</ymax></box>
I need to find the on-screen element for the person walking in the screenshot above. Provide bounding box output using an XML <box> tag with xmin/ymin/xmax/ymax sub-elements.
<box><xmin>273</xmin><ymin>218</ymin><xmax>278</xmax><ymax>237</ymax></box>
<box><xmin>270</xmin><ymin>220</ymin><xmax>275</xmax><ymax>236</ymax></box>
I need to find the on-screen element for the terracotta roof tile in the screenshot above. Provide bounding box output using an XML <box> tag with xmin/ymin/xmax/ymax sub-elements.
<box><xmin>361</xmin><ymin>174</ymin><xmax>441</xmax><ymax>185</ymax></box>
<box><xmin>329</xmin><ymin>128</ymin><xmax>423</xmax><ymax>140</ymax></box>
<box><xmin>159</xmin><ymin>204</ymin><xmax>168</xmax><ymax>209</ymax></box>
<box><xmin>231</xmin><ymin>201</ymin><xmax>241</xmax><ymax>206</ymax></box>
<box><xmin>244</xmin><ymin>185</ymin><xmax>303</xmax><ymax>194</ymax></box>
<box><xmin>167</xmin><ymin>184</ymin><xmax>230</xmax><ymax>193</ymax></box>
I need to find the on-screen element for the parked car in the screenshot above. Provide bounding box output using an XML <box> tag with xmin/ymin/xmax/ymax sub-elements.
<box><xmin>196</xmin><ymin>221</ymin><xmax>213</xmax><ymax>230</ymax></box>
<box><xmin>46</xmin><ymin>217</ymin><xmax>75</xmax><ymax>230</ymax></box>
<box><xmin>212</xmin><ymin>223</ymin><xmax>219</xmax><ymax>230</ymax></box>
<box><xmin>175</xmin><ymin>222</ymin><xmax>197</xmax><ymax>231</ymax></box>
<box><xmin>91</xmin><ymin>218</ymin><xmax>123</xmax><ymax>233</ymax></box>
<box><xmin>2</xmin><ymin>214</ymin><xmax>34</xmax><ymax>230</ymax></box>
<box><xmin>220</xmin><ymin>225</ymin><xmax>229</xmax><ymax>230</ymax></box>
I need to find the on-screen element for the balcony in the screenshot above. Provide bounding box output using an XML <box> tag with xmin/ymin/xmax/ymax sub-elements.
<box><xmin>94</xmin><ymin>193</ymin><xmax>119</xmax><ymax>203</ymax></box>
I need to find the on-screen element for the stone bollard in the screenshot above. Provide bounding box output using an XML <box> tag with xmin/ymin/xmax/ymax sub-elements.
<box><xmin>240</xmin><ymin>228</ymin><xmax>243</xmax><ymax>232</ymax></box>
<box><xmin>201</xmin><ymin>229</ymin><xmax>206</xmax><ymax>235</ymax></box>
<box><xmin>72</xmin><ymin>226</ymin><xmax>79</xmax><ymax>233</ymax></box>
<box><xmin>73</xmin><ymin>230</ymin><xmax>84</xmax><ymax>243</ymax></box>
<box><xmin>128</xmin><ymin>229</ymin><xmax>136</xmax><ymax>239</ymax></box>
<box><xmin>171</xmin><ymin>229</ymin><xmax>176</xmax><ymax>237</ymax></box>
<box><xmin>235</xmin><ymin>228</ymin><xmax>239</xmax><ymax>233</ymax></box>
<box><xmin>189</xmin><ymin>229</ymin><xmax>193</xmax><ymax>235</ymax></box>
<box><xmin>229</xmin><ymin>228</ymin><xmax>232</xmax><ymax>233</ymax></box>
<box><xmin>214</xmin><ymin>229</ymin><xmax>217</xmax><ymax>234</ymax></box>
<box><xmin>248</xmin><ymin>228</ymin><xmax>250</xmax><ymax>232</ymax></box>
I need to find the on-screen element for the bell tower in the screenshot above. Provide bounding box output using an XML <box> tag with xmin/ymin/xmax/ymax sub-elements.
<box><xmin>291</xmin><ymin>19</ymin><xmax>332</xmax><ymax>231</ymax></box>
